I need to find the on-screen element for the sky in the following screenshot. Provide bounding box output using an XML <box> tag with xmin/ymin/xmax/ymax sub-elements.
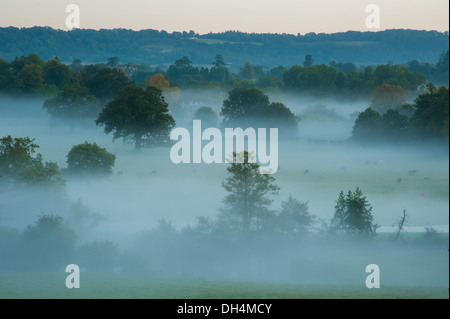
<box><xmin>0</xmin><ymin>0</ymin><xmax>448</xmax><ymax>35</ymax></box>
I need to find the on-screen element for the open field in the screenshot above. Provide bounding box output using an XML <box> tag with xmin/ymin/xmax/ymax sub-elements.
<box><xmin>0</xmin><ymin>273</ymin><xmax>447</xmax><ymax>299</ymax></box>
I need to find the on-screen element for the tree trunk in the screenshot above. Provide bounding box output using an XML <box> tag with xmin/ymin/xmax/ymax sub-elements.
<box><xmin>394</xmin><ymin>209</ymin><xmax>407</xmax><ymax>241</ymax></box>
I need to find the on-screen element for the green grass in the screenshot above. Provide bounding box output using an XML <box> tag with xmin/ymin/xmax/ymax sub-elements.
<box><xmin>0</xmin><ymin>273</ymin><xmax>447</xmax><ymax>299</ymax></box>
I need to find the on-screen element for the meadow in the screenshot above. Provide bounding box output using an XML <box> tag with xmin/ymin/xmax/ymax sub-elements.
<box><xmin>0</xmin><ymin>272</ymin><xmax>447</xmax><ymax>299</ymax></box>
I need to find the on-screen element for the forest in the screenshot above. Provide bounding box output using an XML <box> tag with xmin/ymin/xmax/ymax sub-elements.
<box><xmin>0</xmin><ymin>27</ymin><xmax>448</xmax><ymax>67</ymax></box>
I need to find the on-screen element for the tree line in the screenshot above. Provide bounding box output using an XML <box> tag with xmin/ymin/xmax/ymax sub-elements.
<box><xmin>1</xmin><ymin>52</ymin><xmax>447</xmax><ymax>148</ymax></box>
<box><xmin>1</xmin><ymin>51</ymin><xmax>449</xmax><ymax>100</ymax></box>
<box><xmin>352</xmin><ymin>84</ymin><xmax>449</xmax><ymax>144</ymax></box>
<box><xmin>0</xmin><ymin>27</ymin><xmax>448</xmax><ymax>68</ymax></box>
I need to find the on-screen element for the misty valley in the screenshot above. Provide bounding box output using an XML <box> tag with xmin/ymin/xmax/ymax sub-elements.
<box><xmin>0</xmin><ymin>48</ymin><xmax>448</xmax><ymax>298</ymax></box>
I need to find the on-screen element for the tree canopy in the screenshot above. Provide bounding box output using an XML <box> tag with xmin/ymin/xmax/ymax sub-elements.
<box><xmin>221</xmin><ymin>87</ymin><xmax>298</xmax><ymax>137</ymax></box>
<box><xmin>0</xmin><ymin>136</ymin><xmax>64</xmax><ymax>188</ymax></box>
<box><xmin>66</xmin><ymin>142</ymin><xmax>116</xmax><ymax>176</ymax></box>
<box><xmin>352</xmin><ymin>84</ymin><xmax>449</xmax><ymax>144</ymax></box>
<box><xmin>95</xmin><ymin>85</ymin><xmax>176</xmax><ymax>150</ymax></box>
<box><xmin>193</xmin><ymin>106</ymin><xmax>219</xmax><ymax>128</ymax></box>
<box><xmin>408</xmin><ymin>84</ymin><xmax>449</xmax><ymax>141</ymax></box>
<box><xmin>43</xmin><ymin>83</ymin><xmax>101</xmax><ymax>119</ymax></box>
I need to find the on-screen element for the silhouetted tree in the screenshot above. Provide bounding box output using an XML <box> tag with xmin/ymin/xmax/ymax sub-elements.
<box><xmin>107</xmin><ymin>57</ymin><xmax>120</xmax><ymax>69</ymax></box>
<box><xmin>213</xmin><ymin>54</ymin><xmax>226</xmax><ymax>67</ymax></box>
<box><xmin>221</xmin><ymin>151</ymin><xmax>279</xmax><ymax>233</ymax></box>
<box><xmin>96</xmin><ymin>85</ymin><xmax>176</xmax><ymax>150</ymax></box>
<box><xmin>174</xmin><ymin>56</ymin><xmax>192</xmax><ymax>68</ymax></box>
<box><xmin>276</xmin><ymin>195</ymin><xmax>316</xmax><ymax>236</ymax></box>
<box><xmin>330</xmin><ymin>188</ymin><xmax>378</xmax><ymax>236</ymax></box>
<box><xmin>193</xmin><ymin>106</ymin><xmax>219</xmax><ymax>128</ymax></box>
<box><xmin>303</xmin><ymin>54</ymin><xmax>314</xmax><ymax>67</ymax></box>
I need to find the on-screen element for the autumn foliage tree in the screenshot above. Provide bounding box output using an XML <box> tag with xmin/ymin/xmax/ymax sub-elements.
<box><xmin>148</xmin><ymin>74</ymin><xmax>180</xmax><ymax>105</ymax></box>
<box><xmin>149</xmin><ymin>74</ymin><xmax>170</xmax><ymax>89</ymax></box>
<box><xmin>370</xmin><ymin>84</ymin><xmax>406</xmax><ymax>114</ymax></box>
<box><xmin>239</xmin><ymin>62</ymin><xmax>256</xmax><ymax>80</ymax></box>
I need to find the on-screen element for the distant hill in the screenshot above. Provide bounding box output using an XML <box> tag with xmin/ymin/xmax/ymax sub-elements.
<box><xmin>0</xmin><ymin>27</ymin><xmax>448</xmax><ymax>69</ymax></box>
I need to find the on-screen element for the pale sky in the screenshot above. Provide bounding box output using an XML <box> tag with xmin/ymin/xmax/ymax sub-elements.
<box><xmin>0</xmin><ymin>0</ymin><xmax>448</xmax><ymax>34</ymax></box>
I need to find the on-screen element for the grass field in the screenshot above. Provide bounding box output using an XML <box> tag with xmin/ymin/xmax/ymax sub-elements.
<box><xmin>0</xmin><ymin>273</ymin><xmax>448</xmax><ymax>299</ymax></box>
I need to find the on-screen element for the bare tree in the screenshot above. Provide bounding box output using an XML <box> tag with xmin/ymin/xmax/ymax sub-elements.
<box><xmin>393</xmin><ymin>209</ymin><xmax>408</xmax><ymax>241</ymax></box>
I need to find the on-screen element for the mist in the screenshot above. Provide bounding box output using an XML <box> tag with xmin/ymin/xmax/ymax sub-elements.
<box><xmin>0</xmin><ymin>93</ymin><xmax>448</xmax><ymax>289</ymax></box>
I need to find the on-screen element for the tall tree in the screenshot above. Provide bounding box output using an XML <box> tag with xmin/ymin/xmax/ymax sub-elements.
<box><xmin>330</xmin><ymin>188</ymin><xmax>378</xmax><ymax>236</ymax></box>
<box><xmin>210</xmin><ymin>65</ymin><xmax>230</xmax><ymax>82</ymax></box>
<box><xmin>95</xmin><ymin>85</ymin><xmax>176</xmax><ymax>150</ymax></box>
<box><xmin>174</xmin><ymin>56</ymin><xmax>192</xmax><ymax>68</ymax></box>
<box><xmin>221</xmin><ymin>151</ymin><xmax>279</xmax><ymax>233</ymax></box>
<box><xmin>276</xmin><ymin>195</ymin><xmax>316</xmax><ymax>236</ymax></box>
<box><xmin>107</xmin><ymin>57</ymin><xmax>120</xmax><ymax>69</ymax></box>
<box><xmin>70</xmin><ymin>59</ymin><xmax>83</xmax><ymax>71</ymax></box>
<box><xmin>239</xmin><ymin>62</ymin><xmax>255</xmax><ymax>80</ymax></box>
<box><xmin>213</xmin><ymin>54</ymin><xmax>226</xmax><ymax>67</ymax></box>
<box><xmin>370</xmin><ymin>84</ymin><xmax>406</xmax><ymax>114</ymax></box>
<box><xmin>303</xmin><ymin>54</ymin><xmax>314</xmax><ymax>67</ymax></box>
